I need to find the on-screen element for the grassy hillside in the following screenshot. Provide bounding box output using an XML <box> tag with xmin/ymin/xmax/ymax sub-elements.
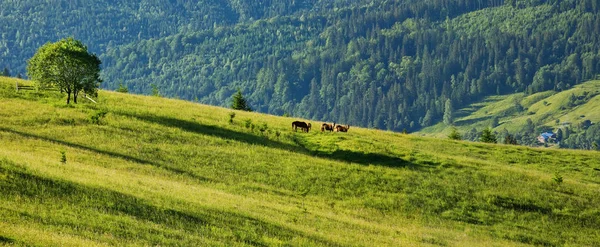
<box><xmin>419</xmin><ymin>80</ymin><xmax>600</xmax><ymax>139</ymax></box>
<box><xmin>1</xmin><ymin>76</ymin><xmax>600</xmax><ymax>246</ymax></box>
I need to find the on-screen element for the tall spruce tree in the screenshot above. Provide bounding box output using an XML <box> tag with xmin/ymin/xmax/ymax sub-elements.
<box><xmin>231</xmin><ymin>89</ymin><xmax>252</xmax><ymax>111</ymax></box>
<box><xmin>443</xmin><ymin>99</ymin><xmax>453</xmax><ymax>125</ymax></box>
<box><xmin>480</xmin><ymin>128</ymin><xmax>497</xmax><ymax>143</ymax></box>
<box><xmin>556</xmin><ymin>128</ymin><xmax>564</xmax><ymax>141</ymax></box>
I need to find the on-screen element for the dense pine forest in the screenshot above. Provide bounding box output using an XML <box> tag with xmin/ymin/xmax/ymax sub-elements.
<box><xmin>2</xmin><ymin>0</ymin><xmax>600</xmax><ymax>133</ymax></box>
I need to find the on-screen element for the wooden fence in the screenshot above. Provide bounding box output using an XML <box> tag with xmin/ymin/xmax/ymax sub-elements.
<box><xmin>15</xmin><ymin>81</ymin><xmax>96</xmax><ymax>104</ymax></box>
<box><xmin>15</xmin><ymin>81</ymin><xmax>35</xmax><ymax>91</ymax></box>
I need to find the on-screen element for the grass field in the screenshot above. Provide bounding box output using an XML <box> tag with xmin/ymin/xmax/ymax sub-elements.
<box><xmin>1</xmin><ymin>76</ymin><xmax>600</xmax><ymax>246</ymax></box>
<box><xmin>419</xmin><ymin>80</ymin><xmax>600</xmax><ymax>138</ymax></box>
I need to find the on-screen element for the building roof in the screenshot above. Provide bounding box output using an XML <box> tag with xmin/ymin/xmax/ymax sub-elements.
<box><xmin>539</xmin><ymin>132</ymin><xmax>556</xmax><ymax>141</ymax></box>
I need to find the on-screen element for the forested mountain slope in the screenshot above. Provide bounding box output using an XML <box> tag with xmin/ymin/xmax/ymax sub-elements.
<box><xmin>2</xmin><ymin>0</ymin><xmax>600</xmax><ymax>132</ymax></box>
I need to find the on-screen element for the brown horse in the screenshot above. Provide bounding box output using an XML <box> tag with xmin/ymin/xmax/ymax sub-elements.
<box><xmin>335</xmin><ymin>124</ymin><xmax>350</xmax><ymax>132</ymax></box>
<box><xmin>292</xmin><ymin>121</ymin><xmax>311</xmax><ymax>132</ymax></box>
<box><xmin>321</xmin><ymin>122</ymin><xmax>335</xmax><ymax>132</ymax></box>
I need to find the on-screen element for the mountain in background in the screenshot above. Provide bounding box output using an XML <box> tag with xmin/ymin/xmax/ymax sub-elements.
<box><xmin>417</xmin><ymin>79</ymin><xmax>600</xmax><ymax>149</ymax></box>
<box><xmin>2</xmin><ymin>0</ymin><xmax>600</xmax><ymax>134</ymax></box>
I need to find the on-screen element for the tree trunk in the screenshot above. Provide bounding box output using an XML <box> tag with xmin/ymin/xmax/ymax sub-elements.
<box><xmin>66</xmin><ymin>88</ymin><xmax>72</xmax><ymax>104</ymax></box>
<box><xmin>74</xmin><ymin>90</ymin><xmax>78</xmax><ymax>104</ymax></box>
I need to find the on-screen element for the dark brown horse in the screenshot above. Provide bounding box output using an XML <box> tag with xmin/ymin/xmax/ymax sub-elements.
<box><xmin>335</xmin><ymin>124</ymin><xmax>350</xmax><ymax>132</ymax></box>
<box><xmin>292</xmin><ymin>121</ymin><xmax>311</xmax><ymax>132</ymax></box>
<box><xmin>321</xmin><ymin>122</ymin><xmax>335</xmax><ymax>132</ymax></box>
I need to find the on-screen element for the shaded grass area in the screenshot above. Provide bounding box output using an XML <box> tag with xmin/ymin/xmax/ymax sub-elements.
<box><xmin>0</xmin><ymin>236</ymin><xmax>15</xmax><ymax>244</ymax></box>
<box><xmin>114</xmin><ymin>110</ymin><xmax>417</xmax><ymax>170</ymax></box>
<box><xmin>0</xmin><ymin>160</ymin><xmax>339</xmax><ymax>246</ymax></box>
<box><xmin>0</xmin><ymin>127</ymin><xmax>213</xmax><ymax>183</ymax></box>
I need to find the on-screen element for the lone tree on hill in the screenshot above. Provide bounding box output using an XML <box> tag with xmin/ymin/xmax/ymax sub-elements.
<box><xmin>27</xmin><ymin>37</ymin><xmax>102</xmax><ymax>104</ymax></box>
<box><xmin>231</xmin><ymin>89</ymin><xmax>252</xmax><ymax>111</ymax></box>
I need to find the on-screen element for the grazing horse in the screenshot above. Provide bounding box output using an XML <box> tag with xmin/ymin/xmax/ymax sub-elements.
<box><xmin>292</xmin><ymin>121</ymin><xmax>311</xmax><ymax>132</ymax></box>
<box><xmin>335</xmin><ymin>124</ymin><xmax>350</xmax><ymax>132</ymax></box>
<box><xmin>292</xmin><ymin>121</ymin><xmax>304</xmax><ymax>131</ymax></box>
<box><xmin>321</xmin><ymin>122</ymin><xmax>335</xmax><ymax>132</ymax></box>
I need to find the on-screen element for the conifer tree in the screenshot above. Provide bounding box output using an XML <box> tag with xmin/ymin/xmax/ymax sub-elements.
<box><xmin>231</xmin><ymin>89</ymin><xmax>252</xmax><ymax>111</ymax></box>
<box><xmin>556</xmin><ymin>128</ymin><xmax>563</xmax><ymax>141</ymax></box>
<box><xmin>504</xmin><ymin>134</ymin><xmax>518</xmax><ymax>145</ymax></box>
<box><xmin>480</xmin><ymin>128</ymin><xmax>497</xmax><ymax>143</ymax></box>
<box><xmin>443</xmin><ymin>99</ymin><xmax>453</xmax><ymax>125</ymax></box>
<box><xmin>117</xmin><ymin>83</ymin><xmax>129</xmax><ymax>93</ymax></box>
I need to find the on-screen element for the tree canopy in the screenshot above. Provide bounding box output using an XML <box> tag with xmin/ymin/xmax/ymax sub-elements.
<box><xmin>27</xmin><ymin>38</ymin><xmax>101</xmax><ymax>104</ymax></box>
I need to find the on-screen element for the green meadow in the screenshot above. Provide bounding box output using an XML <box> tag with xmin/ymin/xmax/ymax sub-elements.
<box><xmin>419</xmin><ymin>80</ymin><xmax>600</xmax><ymax>138</ymax></box>
<box><xmin>1</xmin><ymin>76</ymin><xmax>600</xmax><ymax>246</ymax></box>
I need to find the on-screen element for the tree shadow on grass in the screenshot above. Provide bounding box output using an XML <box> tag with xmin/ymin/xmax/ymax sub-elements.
<box><xmin>0</xmin><ymin>236</ymin><xmax>15</xmax><ymax>244</ymax></box>
<box><xmin>113</xmin><ymin>111</ymin><xmax>427</xmax><ymax>170</ymax></box>
<box><xmin>325</xmin><ymin>149</ymin><xmax>414</xmax><ymax>168</ymax></box>
<box><xmin>1</xmin><ymin>166</ymin><xmax>342</xmax><ymax>246</ymax></box>
<box><xmin>0</xmin><ymin>127</ymin><xmax>211</xmax><ymax>182</ymax></box>
<box><xmin>115</xmin><ymin>111</ymin><xmax>303</xmax><ymax>151</ymax></box>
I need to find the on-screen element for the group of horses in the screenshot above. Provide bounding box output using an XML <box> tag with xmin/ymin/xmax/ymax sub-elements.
<box><xmin>320</xmin><ymin>122</ymin><xmax>350</xmax><ymax>132</ymax></box>
<box><xmin>292</xmin><ymin>121</ymin><xmax>350</xmax><ymax>133</ymax></box>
